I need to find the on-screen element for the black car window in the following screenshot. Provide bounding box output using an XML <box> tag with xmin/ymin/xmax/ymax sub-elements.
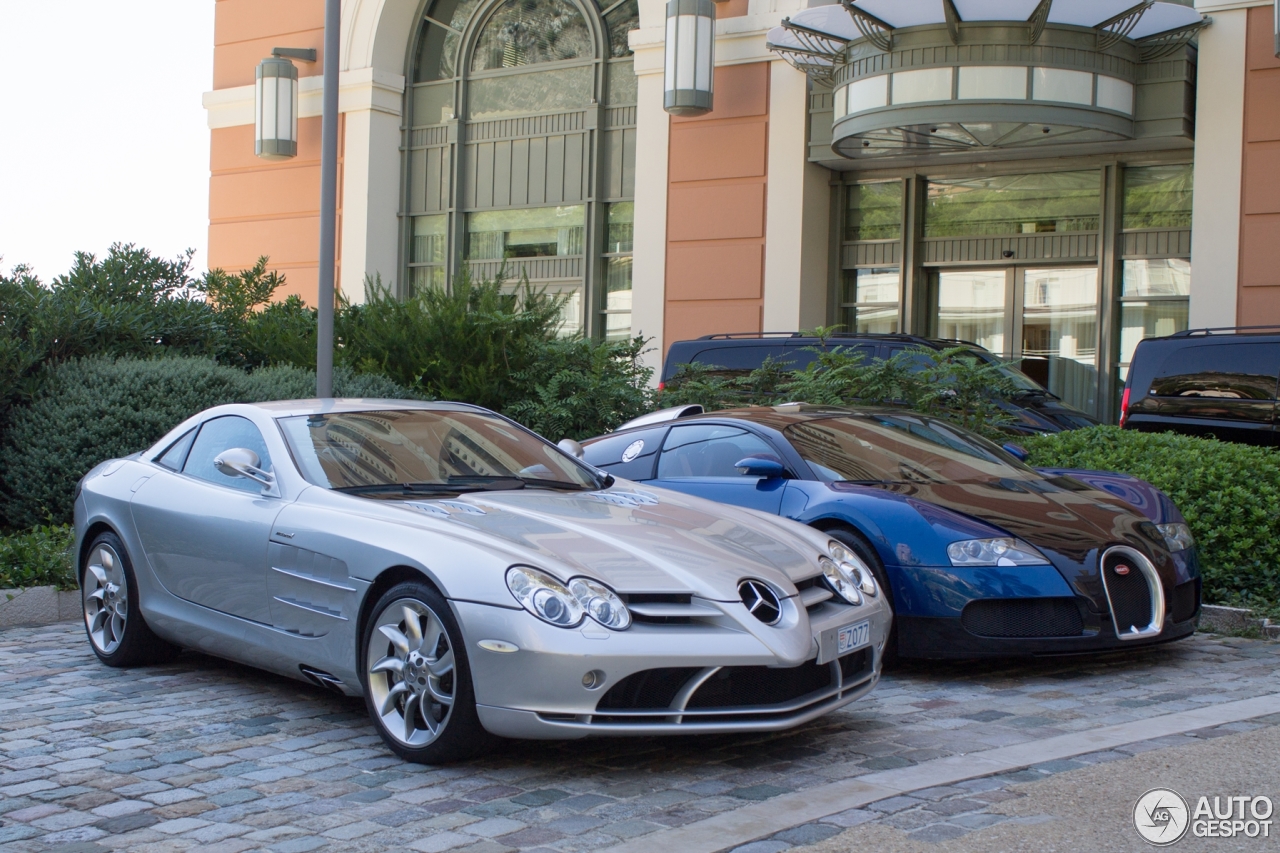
<box><xmin>657</xmin><ymin>424</ymin><xmax>778</xmax><ymax>479</ymax></box>
<box><xmin>784</xmin><ymin>414</ymin><xmax>1035</xmax><ymax>484</ymax></box>
<box><xmin>155</xmin><ymin>428</ymin><xmax>197</xmax><ymax>472</ymax></box>
<box><xmin>183</xmin><ymin>416</ymin><xmax>274</xmax><ymax>494</ymax></box>
<box><xmin>690</xmin><ymin>346</ymin><xmax>812</xmax><ymax>372</ymax></box>
<box><xmin>1150</xmin><ymin>343</ymin><xmax>1280</xmax><ymax>401</ymax></box>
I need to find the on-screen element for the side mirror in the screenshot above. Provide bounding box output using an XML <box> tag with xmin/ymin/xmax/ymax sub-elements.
<box><xmin>1002</xmin><ymin>443</ymin><xmax>1030</xmax><ymax>462</ymax></box>
<box><xmin>557</xmin><ymin>438</ymin><xmax>585</xmax><ymax>459</ymax></box>
<box><xmin>735</xmin><ymin>455</ymin><xmax>786</xmax><ymax>479</ymax></box>
<box><xmin>214</xmin><ymin>448</ymin><xmax>274</xmax><ymax>487</ymax></box>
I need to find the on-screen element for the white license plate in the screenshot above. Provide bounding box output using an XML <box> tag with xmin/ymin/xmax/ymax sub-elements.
<box><xmin>838</xmin><ymin>620</ymin><xmax>870</xmax><ymax>655</ymax></box>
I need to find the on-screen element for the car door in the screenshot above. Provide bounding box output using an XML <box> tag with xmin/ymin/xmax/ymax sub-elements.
<box><xmin>130</xmin><ymin>415</ymin><xmax>284</xmax><ymax>623</ymax></box>
<box><xmin>648</xmin><ymin>423</ymin><xmax>787</xmax><ymax>513</ymax></box>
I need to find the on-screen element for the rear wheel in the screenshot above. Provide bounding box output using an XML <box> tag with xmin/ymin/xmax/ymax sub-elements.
<box><xmin>361</xmin><ymin>581</ymin><xmax>493</xmax><ymax>764</ymax></box>
<box><xmin>824</xmin><ymin>526</ymin><xmax>898</xmax><ymax>666</ymax></box>
<box><xmin>81</xmin><ymin>532</ymin><xmax>179</xmax><ymax>667</ymax></box>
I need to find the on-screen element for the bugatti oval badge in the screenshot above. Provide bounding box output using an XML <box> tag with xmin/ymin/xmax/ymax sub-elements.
<box><xmin>621</xmin><ymin>439</ymin><xmax>645</xmax><ymax>463</ymax></box>
<box><xmin>1114</xmin><ymin>564</ymin><xmax>1132</xmax><ymax>576</ymax></box>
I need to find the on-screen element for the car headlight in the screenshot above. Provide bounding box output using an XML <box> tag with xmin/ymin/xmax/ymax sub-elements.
<box><xmin>568</xmin><ymin>578</ymin><xmax>631</xmax><ymax>630</ymax></box>
<box><xmin>505</xmin><ymin>567</ymin><xmax>584</xmax><ymax>627</ymax></box>
<box><xmin>1157</xmin><ymin>522</ymin><xmax>1194</xmax><ymax>553</ymax></box>
<box><xmin>947</xmin><ymin>538</ymin><xmax>1050</xmax><ymax>567</ymax></box>
<box><xmin>827</xmin><ymin>540</ymin><xmax>879</xmax><ymax>598</ymax></box>
<box><xmin>819</xmin><ymin>558</ymin><xmax>862</xmax><ymax>605</ymax></box>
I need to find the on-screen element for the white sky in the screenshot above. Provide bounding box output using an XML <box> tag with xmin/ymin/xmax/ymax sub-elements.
<box><xmin>0</xmin><ymin>2</ymin><xmax>215</xmax><ymax>281</ymax></box>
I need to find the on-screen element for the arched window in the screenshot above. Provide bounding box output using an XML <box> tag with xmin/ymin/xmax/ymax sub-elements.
<box><xmin>403</xmin><ymin>0</ymin><xmax>638</xmax><ymax>338</ymax></box>
<box><xmin>471</xmin><ymin>0</ymin><xmax>594</xmax><ymax>70</ymax></box>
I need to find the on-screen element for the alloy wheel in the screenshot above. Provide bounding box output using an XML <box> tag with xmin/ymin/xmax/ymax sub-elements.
<box><xmin>366</xmin><ymin>598</ymin><xmax>456</xmax><ymax>747</ymax></box>
<box><xmin>83</xmin><ymin>543</ymin><xmax>128</xmax><ymax>655</ymax></box>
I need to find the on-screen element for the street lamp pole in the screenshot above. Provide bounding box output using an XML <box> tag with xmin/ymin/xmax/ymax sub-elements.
<box><xmin>316</xmin><ymin>0</ymin><xmax>341</xmax><ymax>398</ymax></box>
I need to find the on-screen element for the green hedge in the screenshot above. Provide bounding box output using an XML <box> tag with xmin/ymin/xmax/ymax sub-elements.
<box><xmin>0</xmin><ymin>356</ymin><xmax>419</xmax><ymax>529</ymax></box>
<box><xmin>1023</xmin><ymin>426</ymin><xmax>1280</xmax><ymax>613</ymax></box>
<box><xmin>0</xmin><ymin>525</ymin><xmax>75</xmax><ymax>590</ymax></box>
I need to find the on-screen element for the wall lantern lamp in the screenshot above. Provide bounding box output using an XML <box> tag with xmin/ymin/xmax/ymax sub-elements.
<box><xmin>255</xmin><ymin>48</ymin><xmax>316</xmax><ymax>161</ymax></box>
<box><xmin>663</xmin><ymin>0</ymin><xmax>715</xmax><ymax>116</ymax></box>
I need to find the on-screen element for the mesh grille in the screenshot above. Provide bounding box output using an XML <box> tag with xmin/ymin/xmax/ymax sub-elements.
<box><xmin>596</xmin><ymin>667</ymin><xmax>702</xmax><ymax>710</ymax></box>
<box><xmin>687</xmin><ymin>661</ymin><xmax>833</xmax><ymax>709</ymax></box>
<box><xmin>960</xmin><ymin>597</ymin><xmax>1085</xmax><ymax>638</ymax></box>
<box><xmin>1104</xmin><ymin>553</ymin><xmax>1153</xmax><ymax>631</ymax></box>
<box><xmin>1171</xmin><ymin>578</ymin><xmax>1200</xmax><ymax>623</ymax></box>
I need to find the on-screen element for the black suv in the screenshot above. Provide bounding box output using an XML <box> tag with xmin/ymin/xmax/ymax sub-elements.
<box><xmin>660</xmin><ymin>332</ymin><xmax>1100</xmax><ymax>435</ymax></box>
<box><xmin>1122</xmin><ymin>327</ymin><xmax>1280</xmax><ymax>445</ymax></box>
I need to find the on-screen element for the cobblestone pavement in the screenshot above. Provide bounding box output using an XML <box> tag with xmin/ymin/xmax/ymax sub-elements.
<box><xmin>734</xmin><ymin>716</ymin><xmax>1280</xmax><ymax>852</ymax></box>
<box><xmin>0</xmin><ymin>622</ymin><xmax>1277</xmax><ymax>853</ymax></box>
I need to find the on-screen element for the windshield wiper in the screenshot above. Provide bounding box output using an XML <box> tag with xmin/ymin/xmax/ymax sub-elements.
<box><xmin>447</xmin><ymin>475</ymin><xmax>590</xmax><ymax>491</ymax></box>
<box><xmin>335</xmin><ymin>482</ymin><xmax>503</xmax><ymax>495</ymax></box>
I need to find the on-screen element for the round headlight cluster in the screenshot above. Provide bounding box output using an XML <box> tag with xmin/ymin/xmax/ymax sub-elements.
<box><xmin>826</xmin><ymin>540</ymin><xmax>879</xmax><ymax>600</ymax></box>
<box><xmin>819</xmin><ymin>557</ymin><xmax>862</xmax><ymax>606</ymax></box>
<box><xmin>505</xmin><ymin>567</ymin><xmax>631</xmax><ymax>630</ymax></box>
<box><xmin>568</xmin><ymin>578</ymin><xmax>631</xmax><ymax>630</ymax></box>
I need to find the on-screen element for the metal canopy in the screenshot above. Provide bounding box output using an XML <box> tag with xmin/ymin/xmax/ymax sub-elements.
<box><xmin>766</xmin><ymin>0</ymin><xmax>1207</xmax><ymax>67</ymax></box>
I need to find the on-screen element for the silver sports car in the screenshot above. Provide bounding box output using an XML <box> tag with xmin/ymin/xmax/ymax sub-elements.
<box><xmin>73</xmin><ymin>400</ymin><xmax>891</xmax><ymax>763</ymax></box>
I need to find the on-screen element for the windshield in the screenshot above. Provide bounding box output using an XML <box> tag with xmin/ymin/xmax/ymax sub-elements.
<box><xmin>278</xmin><ymin>409</ymin><xmax>600</xmax><ymax>491</ymax></box>
<box><xmin>961</xmin><ymin>348</ymin><xmax>1044</xmax><ymax>392</ymax></box>
<box><xmin>784</xmin><ymin>414</ymin><xmax>1037</xmax><ymax>484</ymax></box>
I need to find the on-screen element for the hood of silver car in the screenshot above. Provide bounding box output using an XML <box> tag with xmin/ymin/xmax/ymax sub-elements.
<box><xmin>358</xmin><ymin>484</ymin><xmax>821</xmax><ymax>599</ymax></box>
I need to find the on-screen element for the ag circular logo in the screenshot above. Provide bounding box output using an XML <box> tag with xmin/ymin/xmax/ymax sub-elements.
<box><xmin>1135</xmin><ymin>788</ymin><xmax>1190</xmax><ymax>845</ymax></box>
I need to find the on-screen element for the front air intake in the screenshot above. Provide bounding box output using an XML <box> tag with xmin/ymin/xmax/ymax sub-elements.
<box><xmin>1099</xmin><ymin>545</ymin><xmax>1165</xmax><ymax>640</ymax></box>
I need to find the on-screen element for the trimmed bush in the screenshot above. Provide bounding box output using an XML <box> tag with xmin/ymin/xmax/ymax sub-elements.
<box><xmin>1023</xmin><ymin>426</ymin><xmax>1280</xmax><ymax>613</ymax></box>
<box><xmin>0</xmin><ymin>525</ymin><xmax>75</xmax><ymax>590</ymax></box>
<box><xmin>0</xmin><ymin>356</ymin><xmax>421</xmax><ymax>529</ymax></box>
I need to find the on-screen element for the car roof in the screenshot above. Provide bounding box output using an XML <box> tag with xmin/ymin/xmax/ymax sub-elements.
<box><xmin>234</xmin><ymin>398</ymin><xmax>485</xmax><ymax>418</ymax></box>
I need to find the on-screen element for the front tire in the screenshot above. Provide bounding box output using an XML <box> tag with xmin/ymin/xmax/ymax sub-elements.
<box><xmin>825</xmin><ymin>526</ymin><xmax>898</xmax><ymax>665</ymax></box>
<box><xmin>361</xmin><ymin>581</ymin><xmax>492</xmax><ymax>764</ymax></box>
<box><xmin>81</xmin><ymin>532</ymin><xmax>178</xmax><ymax>667</ymax></box>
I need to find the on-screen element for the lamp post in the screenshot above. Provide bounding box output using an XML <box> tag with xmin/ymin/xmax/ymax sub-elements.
<box><xmin>316</xmin><ymin>0</ymin><xmax>340</xmax><ymax>398</ymax></box>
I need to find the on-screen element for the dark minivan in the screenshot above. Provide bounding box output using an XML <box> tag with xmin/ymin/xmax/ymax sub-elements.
<box><xmin>1122</xmin><ymin>327</ymin><xmax>1280</xmax><ymax>445</ymax></box>
<box><xmin>661</xmin><ymin>332</ymin><xmax>1100</xmax><ymax>435</ymax></box>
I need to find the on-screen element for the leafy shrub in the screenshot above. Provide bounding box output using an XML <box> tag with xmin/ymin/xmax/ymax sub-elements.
<box><xmin>0</xmin><ymin>356</ymin><xmax>420</xmax><ymax>529</ymax></box>
<box><xmin>0</xmin><ymin>525</ymin><xmax>75</xmax><ymax>591</ymax></box>
<box><xmin>661</xmin><ymin>342</ymin><xmax>1016</xmax><ymax>438</ymax></box>
<box><xmin>505</xmin><ymin>336</ymin><xmax>656</xmax><ymax>441</ymax></box>
<box><xmin>335</xmin><ymin>273</ymin><xmax>566</xmax><ymax>408</ymax></box>
<box><xmin>1023</xmin><ymin>426</ymin><xmax>1280</xmax><ymax>612</ymax></box>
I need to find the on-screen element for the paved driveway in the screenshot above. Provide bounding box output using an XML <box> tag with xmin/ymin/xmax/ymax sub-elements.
<box><xmin>1</xmin><ymin>622</ymin><xmax>1278</xmax><ymax>853</ymax></box>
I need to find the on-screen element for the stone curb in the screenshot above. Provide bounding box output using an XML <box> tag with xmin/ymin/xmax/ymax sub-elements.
<box><xmin>0</xmin><ymin>585</ymin><xmax>80</xmax><ymax>628</ymax></box>
<box><xmin>1200</xmin><ymin>603</ymin><xmax>1280</xmax><ymax>639</ymax></box>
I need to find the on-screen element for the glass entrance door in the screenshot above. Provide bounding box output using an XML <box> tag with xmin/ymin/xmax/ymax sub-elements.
<box><xmin>930</xmin><ymin>266</ymin><xmax>1100</xmax><ymax>415</ymax></box>
<box><xmin>1019</xmin><ymin>267</ymin><xmax>1099</xmax><ymax>415</ymax></box>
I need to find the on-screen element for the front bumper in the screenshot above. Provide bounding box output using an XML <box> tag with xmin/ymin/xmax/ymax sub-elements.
<box><xmin>453</xmin><ymin>597</ymin><xmax>891</xmax><ymax>739</ymax></box>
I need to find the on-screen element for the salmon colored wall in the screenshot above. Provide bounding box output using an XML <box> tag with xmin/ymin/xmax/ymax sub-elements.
<box><xmin>664</xmin><ymin>63</ymin><xmax>770</xmax><ymax>349</ymax></box>
<box><xmin>208</xmin><ymin>0</ymin><xmax>338</xmax><ymax>305</ymax></box>
<box><xmin>1238</xmin><ymin>6</ymin><xmax>1280</xmax><ymax>322</ymax></box>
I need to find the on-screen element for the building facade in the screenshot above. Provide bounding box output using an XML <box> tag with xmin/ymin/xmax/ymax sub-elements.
<box><xmin>204</xmin><ymin>0</ymin><xmax>1280</xmax><ymax>421</ymax></box>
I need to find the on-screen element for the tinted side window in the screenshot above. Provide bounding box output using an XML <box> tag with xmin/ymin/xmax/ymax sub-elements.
<box><xmin>657</xmin><ymin>425</ymin><xmax>777</xmax><ymax>478</ymax></box>
<box><xmin>155</xmin><ymin>428</ymin><xmax>197</xmax><ymax>471</ymax></box>
<box><xmin>690</xmin><ymin>346</ymin><xmax>811</xmax><ymax>372</ymax></box>
<box><xmin>1150</xmin><ymin>343</ymin><xmax>1280</xmax><ymax>401</ymax></box>
<box><xmin>183</xmin><ymin>416</ymin><xmax>274</xmax><ymax>494</ymax></box>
